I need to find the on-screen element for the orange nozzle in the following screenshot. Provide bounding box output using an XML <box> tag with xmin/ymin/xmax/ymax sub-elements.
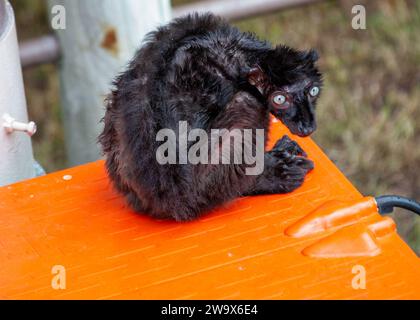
<box><xmin>285</xmin><ymin>196</ymin><xmax>378</xmax><ymax>238</ymax></box>
<box><xmin>301</xmin><ymin>216</ymin><xmax>396</xmax><ymax>258</ymax></box>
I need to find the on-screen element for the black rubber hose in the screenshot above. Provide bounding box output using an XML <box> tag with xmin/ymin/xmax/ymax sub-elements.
<box><xmin>375</xmin><ymin>195</ymin><xmax>420</xmax><ymax>215</ymax></box>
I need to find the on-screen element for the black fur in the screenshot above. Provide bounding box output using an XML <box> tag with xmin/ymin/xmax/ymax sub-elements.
<box><xmin>99</xmin><ymin>13</ymin><xmax>322</xmax><ymax>221</ymax></box>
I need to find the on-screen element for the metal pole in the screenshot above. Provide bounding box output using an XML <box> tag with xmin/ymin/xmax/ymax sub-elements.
<box><xmin>0</xmin><ymin>0</ymin><xmax>36</xmax><ymax>186</ymax></box>
<box><xmin>0</xmin><ymin>0</ymin><xmax>7</xmax><ymax>35</ymax></box>
<box><xmin>49</xmin><ymin>0</ymin><xmax>171</xmax><ymax>166</ymax></box>
<box><xmin>19</xmin><ymin>35</ymin><xmax>60</xmax><ymax>68</ymax></box>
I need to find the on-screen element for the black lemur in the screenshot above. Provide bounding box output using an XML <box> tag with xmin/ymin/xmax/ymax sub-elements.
<box><xmin>99</xmin><ymin>13</ymin><xmax>322</xmax><ymax>221</ymax></box>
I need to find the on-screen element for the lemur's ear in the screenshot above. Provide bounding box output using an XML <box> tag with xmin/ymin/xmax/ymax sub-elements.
<box><xmin>248</xmin><ymin>65</ymin><xmax>266</xmax><ymax>86</ymax></box>
<box><xmin>304</xmin><ymin>49</ymin><xmax>319</xmax><ymax>63</ymax></box>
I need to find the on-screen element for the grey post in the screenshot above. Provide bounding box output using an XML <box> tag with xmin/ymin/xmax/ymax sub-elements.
<box><xmin>0</xmin><ymin>0</ymin><xmax>37</xmax><ymax>186</ymax></box>
<box><xmin>48</xmin><ymin>0</ymin><xmax>171</xmax><ymax>166</ymax></box>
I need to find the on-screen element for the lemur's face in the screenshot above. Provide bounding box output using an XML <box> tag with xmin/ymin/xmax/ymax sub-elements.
<box><xmin>268</xmin><ymin>78</ymin><xmax>321</xmax><ymax>137</ymax></box>
<box><xmin>248</xmin><ymin>46</ymin><xmax>322</xmax><ymax>137</ymax></box>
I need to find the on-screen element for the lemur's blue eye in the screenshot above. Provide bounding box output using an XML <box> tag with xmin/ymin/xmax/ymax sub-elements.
<box><xmin>273</xmin><ymin>94</ymin><xmax>286</xmax><ymax>105</ymax></box>
<box><xmin>309</xmin><ymin>86</ymin><xmax>320</xmax><ymax>97</ymax></box>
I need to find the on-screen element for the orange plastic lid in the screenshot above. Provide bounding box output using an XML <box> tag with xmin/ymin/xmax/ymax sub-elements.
<box><xmin>0</xmin><ymin>120</ymin><xmax>419</xmax><ymax>299</ymax></box>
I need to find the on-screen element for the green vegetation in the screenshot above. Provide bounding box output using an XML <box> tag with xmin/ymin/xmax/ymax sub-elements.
<box><xmin>13</xmin><ymin>0</ymin><xmax>419</xmax><ymax>252</ymax></box>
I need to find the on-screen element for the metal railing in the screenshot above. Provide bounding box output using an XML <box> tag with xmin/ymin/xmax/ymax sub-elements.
<box><xmin>173</xmin><ymin>0</ymin><xmax>322</xmax><ymax>21</ymax></box>
<box><xmin>18</xmin><ymin>0</ymin><xmax>323</xmax><ymax>68</ymax></box>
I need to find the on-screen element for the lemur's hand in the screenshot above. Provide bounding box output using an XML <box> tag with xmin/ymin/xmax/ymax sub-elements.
<box><xmin>243</xmin><ymin>135</ymin><xmax>314</xmax><ymax>196</ymax></box>
<box><xmin>269</xmin><ymin>135</ymin><xmax>314</xmax><ymax>192</ymax></box>
<box><xmin>270</xmin><ymin>135</ymin><xmax>308</xmax><ymax>158</ymax></box>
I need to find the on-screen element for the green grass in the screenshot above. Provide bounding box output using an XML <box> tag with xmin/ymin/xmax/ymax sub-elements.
<box><xmin>13</xmin><ymin>0</ymin><xmax>420</xmax><ymax>252</ymax></box>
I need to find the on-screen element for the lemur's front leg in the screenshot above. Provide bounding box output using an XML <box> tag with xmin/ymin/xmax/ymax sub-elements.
<box><xmin>245</xmin><ymin>135</ymin><xmax>314</xmax><ymax>195</ymax></box>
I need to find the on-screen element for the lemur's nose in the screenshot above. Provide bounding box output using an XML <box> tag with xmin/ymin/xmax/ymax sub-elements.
<box><xmin>298</xmin><ymin>126</ymin><xmax>314</xmax><ymax>137</ymax></box>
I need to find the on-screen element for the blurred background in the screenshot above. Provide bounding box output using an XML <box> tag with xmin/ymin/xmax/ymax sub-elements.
<box><xmin>11</xmin><ymin>0</ymin><xmax>420</xmax><ymax>252</ymax></box>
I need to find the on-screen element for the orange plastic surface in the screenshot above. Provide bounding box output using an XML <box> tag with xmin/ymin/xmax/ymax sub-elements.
<box><xmin>1</xmin><ymin>120</ymin><xmax>419</xmax><ymax>299</ymax></box>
